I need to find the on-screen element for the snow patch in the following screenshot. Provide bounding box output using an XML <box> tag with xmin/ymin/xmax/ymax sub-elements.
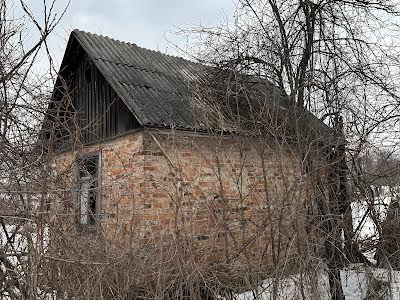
<box><xmin>233</xmin><ymin>265</ymin><xmax>400</xmax><ymax>300</ymax></box>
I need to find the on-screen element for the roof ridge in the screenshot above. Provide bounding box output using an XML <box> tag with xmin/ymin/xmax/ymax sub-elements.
<box><xmin>72</xmin><ymin>29</ymin><xmax>200</xmax><ymax>66</ymax></box>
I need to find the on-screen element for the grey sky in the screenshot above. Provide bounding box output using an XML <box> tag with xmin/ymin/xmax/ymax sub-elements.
<box><xmin>27</xmin><ymin>0</ymin><xmax>235</xmax><ymax>68</ymax></box>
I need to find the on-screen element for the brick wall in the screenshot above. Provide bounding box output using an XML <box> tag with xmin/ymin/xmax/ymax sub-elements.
<box><xmin>51</xmin><ymin>129</ymin><xmax>322</xmax><ymax>271</ymax></box>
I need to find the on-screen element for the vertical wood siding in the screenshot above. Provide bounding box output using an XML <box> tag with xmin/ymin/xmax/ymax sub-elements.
<box><xmin>71</xmin><ymin>54</ymin><xmax>140</xmax><ymax>144</ymax></box>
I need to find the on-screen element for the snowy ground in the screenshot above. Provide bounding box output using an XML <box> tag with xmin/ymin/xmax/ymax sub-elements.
<box><xmin>233</xmin><ymin>186</ymin><xmax>400</xmax><ymax>299</ymax></box>
<box><xmin>351</xmin><ymin>185</ymin><xmax>397</xmax><ymax>261</ymax></box>
<box><xmin>234</xmin><ymin>265</ymin><xmax>400</xmax><ymax>299</ymax></box>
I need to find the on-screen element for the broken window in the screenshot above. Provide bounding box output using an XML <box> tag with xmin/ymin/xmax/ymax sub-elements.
<box><xmin>77</xmin><ymin>153</ymin><xmax>100</xmax><ymax>226</ymax></box>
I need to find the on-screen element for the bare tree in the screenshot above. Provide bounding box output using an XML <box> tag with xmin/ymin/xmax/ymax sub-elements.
<box><xmin>0</xmin><ymin>0</ymin><xmax>67</xmax><ymax>298</ymax></box>
<box><xmin>4</xmin><ymin>0</ymin><xmax>400</xmax><ymax>299</ymax></box>
<box><xmin>174</xmin><ymin>0</ymin><xmax>400</xmax><ymax>299</ymax></box>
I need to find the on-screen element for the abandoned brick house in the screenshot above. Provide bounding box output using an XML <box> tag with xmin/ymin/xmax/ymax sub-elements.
<box><xmin>44</xmin><ymin>30</ymin><xmax>334</xmax><ymax>268</ymax></box>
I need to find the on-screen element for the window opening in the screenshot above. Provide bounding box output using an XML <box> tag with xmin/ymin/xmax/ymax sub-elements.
<box><xmin>77</xmin><ymin>154</ymin><xmax>100</xmax><ymax>226</ymax></box>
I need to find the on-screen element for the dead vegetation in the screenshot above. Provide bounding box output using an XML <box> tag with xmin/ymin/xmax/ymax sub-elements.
<box><xmin>2</xmin><ymin>0</ymin><xmax>400</xmax><ymax>299</ymax></box>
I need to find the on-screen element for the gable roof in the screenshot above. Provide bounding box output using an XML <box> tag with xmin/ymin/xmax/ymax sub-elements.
<box><xmin>62</xmin><ymin>29</ymin><xmax>206</xmax><ymax>129</ymax></box>
<box><xmin>56</xmin><ymin>30</ymin><xmax>333</xmax><ymax>141</ymax></box>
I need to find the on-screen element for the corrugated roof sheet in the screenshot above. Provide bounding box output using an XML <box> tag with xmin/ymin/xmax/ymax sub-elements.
<box><xmin>64</xmin><ymin>30</ymin><xmax>332</xmax><ymax>139</ymax></box>
<box><xmin>72</xmin><ymin>29</ymin><xmax>206</xmax><ymax>129</ymax></box>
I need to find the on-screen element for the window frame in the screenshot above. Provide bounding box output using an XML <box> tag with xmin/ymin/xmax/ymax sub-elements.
<box><xmin>75</xmin><ymin>152</ymin><xmax>102</xmax><ymax>228</ymax></box>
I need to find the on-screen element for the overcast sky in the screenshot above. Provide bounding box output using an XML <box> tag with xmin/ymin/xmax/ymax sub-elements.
<box><xmin>26</xmin><ymin>0</ymin><xmax>235</xmax><ymax>68</ymax></box>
